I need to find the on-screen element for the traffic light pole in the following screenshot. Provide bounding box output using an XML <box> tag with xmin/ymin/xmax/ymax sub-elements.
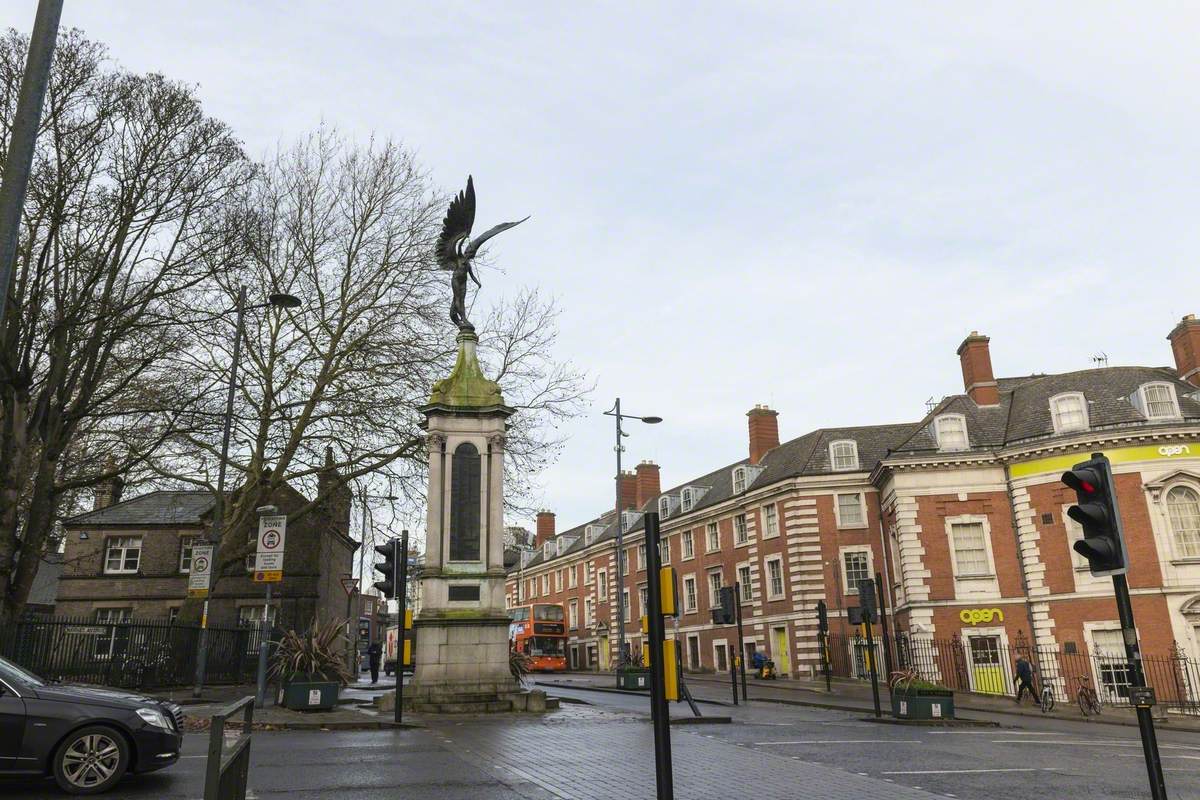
<box><xmin>875</xmin><ymin>572</ymin><xmax>895</xmax><ymax>685</ymax></box>
<box><xmin>644</xmin><ymin>512</ymin><xmax>673</xmax><ymax>800</ymax></box>
<box><xmin>395</xmin><ymin>530</ymin><xmax>408</xmax><ymax>727</ymax></box>
<box><xmin>863</xmin><ymin>619</ymin><xmax>881</xmax><ymax>718</ymax></box>
<box><xmin>735</xmin><ymin>581</ymin><xmax>747</xmax><ymax>702</ymax></box>
<box><xmin>1112</xmin><ymin>572</ymin><xmax>1166</xmax><ymax>800</ymax></box>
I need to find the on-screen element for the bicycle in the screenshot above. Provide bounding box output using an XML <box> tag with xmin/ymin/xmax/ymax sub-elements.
<box><xmin>1039</xmin><ymin>682</ymin><xmax>1055</xmax><ymax>713</ymax></box>
<box><xmin>1074</xmin><ymin>675</ymin><xmax>1101</xmax><ymax>717</ymax></box>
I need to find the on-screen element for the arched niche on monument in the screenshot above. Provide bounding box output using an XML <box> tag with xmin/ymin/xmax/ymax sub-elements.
<box><xmin>449</xmin><ymin>441</ymin><xmax>482</xmax><ymax>561</ymax></box>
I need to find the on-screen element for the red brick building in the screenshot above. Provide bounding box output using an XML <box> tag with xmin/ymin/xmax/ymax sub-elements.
<box><xmin>506</xmin><ymin>314</ymin><xmax>1200</xmax><ymax>700</ymax></box>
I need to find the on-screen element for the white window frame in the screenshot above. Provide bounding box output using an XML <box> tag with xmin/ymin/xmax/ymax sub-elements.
<box><xmin>622</xmin><ymin>588</ymin><xmax>631</xmax><ymax>621</ymax></box>
<box><xmin>1137</xmin><ymin>382</ymin><xmax>1182</xmax><ymax>420</ymax></box>
<box><xmin>682</xmin><ymin>575</ymin><xmax>698</xmax><ymax>613</ymax></box>
<box><xmin>659</xmin><ymin>538</ymin><xmax>671</xmax><ymax>565</ymax></box>
<box><xmin>761</xmin><ymin>504</ymin><xmax>780</xmax><ymax>539</ymax></box>
<box><xmin>732</xmin><ymin>466</ymin><xmax>747</xmax><ymax>494</ymax></box>
<box><xmin>569</xmin><ymin>565</ymin><xmax>579</xmax><ymax>588</ymax></box>
<box><xmin>638</xmin><ymin>584</ymin><xmax>648</xmax><ymax>617</ymax></box>
<box><xmin>555</xmin><ymin>570</ymin><xmax>563</xmax><ymax>593</ymax></box>
<box><xmin>568</xmin><ymin>599</ymin><xmax>579</xmax><ymax>630</ymax></box>
<box><xmin>834</xmin><ymin>492</ymin><xmax>866</xmax><ymax>529</ymax></box>
<box><xmin>681</xmin><ymin>530</ymin><xmax>695</xmax><ymax>560</ymax></box>
<box><xmin>681</xmin><ymin>487</ymin><xmax>696</xmax><ymax>513</ymax></box>
<box><xmin>637</xmin><ymin>543</ymin><xmax>647</xmax><ymax>570</ymax></box>
<box><xmin>103</xmin><ymin>536</ymin><xmax>142</xmax><ymax>575</ymax></box>
<box><xmin>829</xmin><ymin>440</ymin><xmax>859</xmax><ymax>472</ymax></box>
<box><xmin>659</xmin><ymin>496</ymin><xmax>672</xmax><ymax>519</ymax></box>
<box><xmin>840</xmin><ymin>546</ymin><xmax>872</xmax><ymax>594</ymax></box>
<box><xmin>712</xmin><ymin>639</ymin><xmax>729</xmax><ymax>673</ymax></box>
<box><xmin>707</xmin><ymin>568</ymin><xmax>723</xmax><ymax>607</ymax></box>
<box><xmin>1049</xmin><ymin>391</ymin><xmax>1090</xmax><ymax>434</ymax></box>
<box><xmin>945</xmin><ymin>515</ymin><xmax>997</xmax><ymax>580</ymax></box>
<box><xmin>585</xmin><ymin>597</ymin><xmax>595</xmax><ymax>627</ymax></box>
<box><xmin>764</xmin><ymin>555</ymin><xmax>785</xmax><ymax>601</ymax></box>
<box><xmin>737</xmin><ymin>563</ymin><xmax>753</xmax><ymax>602</ymax></box>
<box><xmin>596</xmin><ymin>569</ymin><xmax>608</xmax><ymax>600</ymax></box>
<box><xmin>733</xmin><ymin>513</ymin><xmax>748</xmax><ymax>545</ymax></box>
<box><xmin>540</xmin><ymin>574</ymin><xmax>549</xmax><ymax>596</ymax></box>
<box><xmin>544</xmin><ymin>540</ymin><xmax>555</xmax><ymax>560</ymax></box>
<box><xmin>178</xmin><ymin>535</ymin><xmax>197</xmax><ymax>574</ymax></box>
<box><xmin>1165</xmin><ymin>483</ymin><xmax>1200</xmax><ymax>560</ymax></box>
<box><xmin>706</xmin><ymin>522</ymin><xmax>720</xmax><ymax>553</ymax></box>
<box><xmin>934</xmin><ymin>414</ymin><xmax>969</xmax><ymax>451</ymax></box>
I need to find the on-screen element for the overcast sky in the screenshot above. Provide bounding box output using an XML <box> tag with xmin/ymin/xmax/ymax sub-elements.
<box><xmin>11</xmin><ymin>2</ymin><xmax>1200</xmax><ymax>538</ymax></box>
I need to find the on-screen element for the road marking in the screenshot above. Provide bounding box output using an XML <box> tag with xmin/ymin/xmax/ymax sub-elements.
<box><xmin>882</xmin><ymin>768</ymin><xmax>1041</xmax><ymax>775</ymax></box>
<box><xmin>929</xmin><ymin>730</ymin><xmax>1056</xmax><ymax>735</ymax></box>
<box><xmin>990</xmin><ymin>739</ymin><xmax>1140</xmax><ymax>746</ymax></box>
<box><xmin>754</xmin><ymin>739</ymin><xmax>922</xmax><ymax>745</ymax></box>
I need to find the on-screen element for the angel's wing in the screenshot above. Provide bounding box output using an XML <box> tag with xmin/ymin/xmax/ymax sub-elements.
<box><xmin>436</xmin><ymin>176</ymin><xmax>476</xmax><ymax>269</ymax></box>
<box><xmin>463</xmin><ymin>215</ymin><xmax>530</xmax><ymax>260</ymax></box>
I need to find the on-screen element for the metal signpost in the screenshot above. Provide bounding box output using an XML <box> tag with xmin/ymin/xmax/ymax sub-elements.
<box><xmin>253</xmin><ymin>514</ymin><xmax>286</xmax><ymax>709</ymax></box>
<box><xmin>857</xmin><ymin>578</ymin><xmax>882</xmax><ymax>719</ymax></box>
<box><xmin>395</xmin><ymin>530</ymin><xmax>409</xmax><ymax>726</ymax></box>
<box><xmin>816</xmin><ymin>600</ymin><xmax>831</xmax><ymax>692</ymax></box>
<box><xmin>875</xmin><ymin>571</ymin><xmax>895</xmax><ymax>682</ymax></box>
<box><xmin>734</xmin><ymin>581</ymin><xmax>747</xmax><ymax>702</ymax></box>
<box><xmin>643</xmin><ymin>512</ymin><xmax>673</xmax><ymax>800</ymax></box>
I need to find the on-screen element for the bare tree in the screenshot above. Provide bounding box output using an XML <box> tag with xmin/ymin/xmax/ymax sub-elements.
<box><xmin>149</xmin><ymin>130</ymin><xmax>588</xmax><ymax>612</ymax></box>
<box><xmin>0</xmin><ymin>30</ymin><xmax>253</xmax><ymax>621</ymax></box>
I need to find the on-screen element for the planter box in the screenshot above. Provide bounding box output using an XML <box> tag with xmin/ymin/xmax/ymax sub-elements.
<box><xmin>892</xmin><ymin>692</ymin><xmax>954</xmax><ymax>720</ymax></box>
<box><xmin>617</xmin><ymin>671</ymin><xmax>650</xmax><ymax>690</ymax></box>
<box><xmin>279</xmin><ymin>680</ymin><xmax>339</xmax><ymax>711</ymax></box>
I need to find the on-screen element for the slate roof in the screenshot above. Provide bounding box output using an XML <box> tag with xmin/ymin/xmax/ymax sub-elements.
<box><xmin>63</xmin><ymin>490</ymin><xmax>215</xmax><ymax>527</ymax></box>
<box><xmin>892</xmin><ymin>366</ymin><xmax>1200</xmax><ymax>455</ymax></box>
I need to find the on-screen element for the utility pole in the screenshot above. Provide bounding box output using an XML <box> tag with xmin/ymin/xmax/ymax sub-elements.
<box><xmin>643</xmin><ymin>512</ymin><xmax>673</xmax><ymax>800</ymax></box>
<box><xmin>0</xmin><ymin>0</ymin><xmax>63</xmax><ymax>330</ymax></box>
<box><xmin>735</xmin><ymin>581</ymin><xmax>747</xmax><ymax>701</ymax></box>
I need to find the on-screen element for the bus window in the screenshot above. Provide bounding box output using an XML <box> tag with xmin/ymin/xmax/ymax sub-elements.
<box><xmin>534</xmin><ymin>605</ymin><xmax>564</xmax><ymax>622</ymax></box>
<box><xmin>510</xmin><ymin>607</ymin><xmax>530</xmax><ymax>622</ymax></box>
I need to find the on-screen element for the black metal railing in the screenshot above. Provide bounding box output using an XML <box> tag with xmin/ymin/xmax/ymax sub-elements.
<box><xmin>825</xmin><ymin>630</ymin><xmax>1200</xmax><ymax>716</ymax></box>
<box><xmin>204</xmin><ymin>695</ymin><xmax>254</xmax><ymax>800</ymax></box>
<box><xmin>0</xmin><ymin>615</ymin><xmax>273</xmax><ymax>689</ymax></box>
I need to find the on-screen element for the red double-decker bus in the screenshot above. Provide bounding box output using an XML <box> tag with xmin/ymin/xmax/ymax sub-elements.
<box><xmin>508</xmin><ymin>603</ymin><xmax>567</xmax><ymax>672</ymax></box>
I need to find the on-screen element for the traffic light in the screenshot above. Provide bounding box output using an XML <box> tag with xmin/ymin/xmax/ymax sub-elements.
<box><xmin>816</xmin><ymin>599</ymin><xmax>828</xmax><ymax>633</ymax></box>
<box><xmin>711</xmin><ymin>586</ymin><xmax>736</xmax><ymax>625</ymax></box>
<box><xmin>858</xmin><ymin>578</ymin><xmax>877</xmax><ymax>620</ymax></box>
<box><xmin>373</xmin><ymin>540</ymin><xmax>397</xmax><ymax>598</ymax></box>
<box><xmin>1062</xmin><ymin>454</ymin><xmax>1127</xmax><ymax>576</ymax></box>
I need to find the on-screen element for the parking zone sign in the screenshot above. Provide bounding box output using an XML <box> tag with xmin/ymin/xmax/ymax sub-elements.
<box><xmin>188</xmin><ymin>545</ymin><xmax>214</xmax><ymax>597</ymax></box>
<box><xmin>254</xmin><ymin>515</ymin><xmax>287</xmax><ymax>573</ymax></box>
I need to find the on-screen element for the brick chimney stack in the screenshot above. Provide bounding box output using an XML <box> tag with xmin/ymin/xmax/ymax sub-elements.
<box><xmin>956</xmin><ymin>331</ymin><xmax>1000</xmax><ymax>406</ymax></box>
<box><xmin>747</xmin><ymin>405</ymin><xmax>780</xmax><ymax>465</ymax></box>
<box><xmin>618</xmin><ymin>470</ymin><xmax>637</xmax><ymax>511</ymax></box>
<box><xmin>634</xmin><ymin>461</ymin><xmax>661</xmax><ymax>508</ymax></box>
<box><xmin>1168</xmin><ymin>314</ymin><xmax>1200</xmax><ymax>387</ymax></box>
<box><xmin>535</xmin><ymin>510</ymin><xmax>556</xmax><ymax>548</ymax></box>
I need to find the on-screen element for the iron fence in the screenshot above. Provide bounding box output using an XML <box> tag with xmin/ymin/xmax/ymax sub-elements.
<box><xmin>0</xmin><ymin>616</ymin><xmax>274</xmax><ymax>689</ymax></box>
<box><xmin>826</xmin><ymin>630</ymin><xmax>1200</xmax><ymax>716</ymax></box>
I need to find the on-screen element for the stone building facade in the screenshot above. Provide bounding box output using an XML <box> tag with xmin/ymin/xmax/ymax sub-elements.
<box><xmin>56</xmin><ymin>461</ymin><xmax>357</xmax><ymax>632</ymax></box>
<box><xmin>506</xmin><ymin>314</ymin><xmax>1200</xmax><ymax>692</ymax></box>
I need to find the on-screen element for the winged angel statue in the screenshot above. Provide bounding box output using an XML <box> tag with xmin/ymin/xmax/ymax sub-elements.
<box><xmin>436</xmin><ymin>176</ymin><xmax>528</xmax><ymax>330</ymax></box>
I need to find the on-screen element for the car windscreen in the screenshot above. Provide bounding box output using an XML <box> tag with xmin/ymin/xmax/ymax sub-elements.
<box><xmin>0</xmin><ymin>655</ymin><xmax>45</xmax><ymax>688</ymax></box>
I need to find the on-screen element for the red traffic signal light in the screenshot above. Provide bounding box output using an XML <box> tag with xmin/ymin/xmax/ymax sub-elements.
<box><xmin>1061</xmin><ymin>455</ymin><xmax>1126</xmax><ymax>577</ymax></box>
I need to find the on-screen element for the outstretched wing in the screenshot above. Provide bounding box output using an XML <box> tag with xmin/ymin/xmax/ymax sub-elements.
<box><xmin>464</xmin><ymin>215</ymin><xmax>531</xmax><ymax>260</ymax></box>
<box><xmin>437</xmin><ymin>176</ymin><xmax>476</xmax><ymax>269</ymax></box>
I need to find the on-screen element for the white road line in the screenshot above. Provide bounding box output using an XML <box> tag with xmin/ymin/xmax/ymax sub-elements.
<box><xmin>754</xmin><ymin>739</ymin><xmax>922</xmax><ymax>745</ymax></box>
<box><xmin>989</xmin><ymin>739</ymin><xmax>1140</xmax><ymax>746</ymax></box>
<box><xmin>882</xmin><ymin>768</ymin><xmax>1042</xmax><ymax>775</ymax></box>
<box><xmin>929</xmin><ymin>730</ymin><xmax>1056</xmax><ymax>735</ymax></box>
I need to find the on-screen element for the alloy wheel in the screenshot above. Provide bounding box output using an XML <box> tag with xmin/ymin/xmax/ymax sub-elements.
<box><xmin>61</xmin><ymin>733</ymin><xmax>121</xmax><ymax>789</ymax></box>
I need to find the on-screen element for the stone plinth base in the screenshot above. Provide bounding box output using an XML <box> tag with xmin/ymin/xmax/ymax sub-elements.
<box><xmin>406</xmin><ymin>614</ymin><xmax>517</xmax><ymax>711</ymax></box>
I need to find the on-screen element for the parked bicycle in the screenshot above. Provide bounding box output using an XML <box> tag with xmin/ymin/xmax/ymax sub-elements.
<box><xmin>1074</xmin><ymin>675</ymin><xmax>1101</xmax><ymax>717</ymax></box>
<box><xmin>1040</xmin><ymin>681</ymin><xmax>1055</xmax><ymax>713</ymax></box>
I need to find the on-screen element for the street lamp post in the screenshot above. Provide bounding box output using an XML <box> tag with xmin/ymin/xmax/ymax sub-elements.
<box><xmin>192</xmin><ymin>289</ymin><xmax>302</xmax><ymax>698</ymax></box>
<box><xmin>603</xmin><ymin>398</ymin><xmax>661</xmax><ymax>682</ymax></box>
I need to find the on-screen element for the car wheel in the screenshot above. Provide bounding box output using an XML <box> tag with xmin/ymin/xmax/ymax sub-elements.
<box><xmin>53</xmin><ymin>725</ymin><xmax>130</xmax><ymax>795</ymax></box>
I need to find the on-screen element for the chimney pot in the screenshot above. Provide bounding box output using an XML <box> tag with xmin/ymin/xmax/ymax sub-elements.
<box><xmin>747</xmin><ymin>405</ymin><xmax>780</xmax><ymax>465</ymax></box>
<box><xmin>1168</xmin><ymin>313</ymin><xmax>1200</xmax><ymax>387</ymax></box>
<box><xmin>956</xmin><ymin>332</ymin><xmax>999</xmax><ymax>406</ymax></box>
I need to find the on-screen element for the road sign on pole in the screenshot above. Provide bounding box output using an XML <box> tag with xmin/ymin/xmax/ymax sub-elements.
<box><xmin>255</xmin><ymin>515</ymin><xmax>287</xmax><ymax>572</ymax></box>
<box><xmin>188</xmin><ymin>545</ymin><xmax>214</xmax><ymax>598</ymax></box>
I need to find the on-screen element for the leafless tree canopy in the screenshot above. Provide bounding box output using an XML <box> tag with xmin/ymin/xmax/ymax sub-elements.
<box><xmin>0</xmin><ymin>31</ymin><xmax>589</xmax><ymax>619</ymax></box>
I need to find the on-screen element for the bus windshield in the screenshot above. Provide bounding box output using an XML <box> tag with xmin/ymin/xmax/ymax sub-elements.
<box><xmin>527</xmin><ymin>636</ymin><xmax>565</xmax><ymax>656</ymax></box>
<box><xmin>509</xmin><ymin>607</ymin><xmax>530</xmax><ymax>622</ymax></box>
<box><xmin>533</xmin><ymin>605</ymin><xmax>564</xmax><ymax>622</ymax></box>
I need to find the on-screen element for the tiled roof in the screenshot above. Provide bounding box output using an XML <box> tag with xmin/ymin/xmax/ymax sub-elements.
<box><xmin>63</xmin><ymin>490</ymin><xmax>215</xmax><ymax>527</ymax></box>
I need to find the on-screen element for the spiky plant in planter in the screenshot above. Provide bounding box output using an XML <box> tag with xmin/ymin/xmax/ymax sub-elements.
<box><xmin>509</xmin><ymin>649</ymin><xmax>531</xmax><ymax>681</ymax></box>
<box><xmin>270</xmin><ymin>616</ymin><xmax>354</xmax><ymax>687</ymax></box>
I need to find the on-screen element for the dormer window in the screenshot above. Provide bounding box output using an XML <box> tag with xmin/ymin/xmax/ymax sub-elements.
<box><xmin>543</xmin><ymin>540</ymin><xmax>555</xmax><ymax>559</ymax></box>
<box><xmin>732</xmin><ymin>467</ymin><xmax>747</xmax><ymax>494</ymax></box>
<box><xmin>659</xmin><ymin>496</ymin><xmax>672</xmax><ymax>519</ymax></box>
<box><xmin>1050</xmin><ymin>392</ymin><xmax>1089</xmax><ymax>434</ymax></box>
<box><xmin>621</xmin><ymin>510</ymin><xmax>641</xmax><ymax>532</ymax></box>
<box><xmin>934</xmin><ymin>414</ymin><xmax>969</xmax><ymax>451</ymax></box>
<box><xmin>680</xmin><ymin>488</ymin><xmax>697</xmax><ymax>512</ymax></box>
<box><xmin>829</xmin><ymin>440</ymin><xmax>859</xmax><ymax>471</ymax></box>
<box><xmin>1136</xmin><ymin>383</ymin><xmax>1181</xmax><ymax>420</ymax></box>
<box><xmin>584</xmin><ymin>524</ymin><xmax>605</xmax><ymax>546</ymax></box>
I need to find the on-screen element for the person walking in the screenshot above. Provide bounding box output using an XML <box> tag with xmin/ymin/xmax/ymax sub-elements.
<box><xmin>367</xmin><ymin>640</ymin><xmax>383</xmax><ymax>685</ymax></box>
<box><xmin>1014</xmin><ymin>654</ymin><xmax>1036</xmax><ymax>704</ymax></box>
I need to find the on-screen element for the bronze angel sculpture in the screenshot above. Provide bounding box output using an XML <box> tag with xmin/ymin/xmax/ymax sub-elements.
<box><xmin>436</xmin><ymin>176</ymin><xmax>528</xmax><ymax>330</ymax></box>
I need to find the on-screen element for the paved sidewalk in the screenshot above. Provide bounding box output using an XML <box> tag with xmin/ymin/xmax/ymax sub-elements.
<box><xmin>545</xmin><ymin>670</ymin><xmax>1200</xmax><ymax>732</ymax></box>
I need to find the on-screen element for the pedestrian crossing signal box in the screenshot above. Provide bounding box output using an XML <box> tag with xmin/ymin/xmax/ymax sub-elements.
<box><xmin>659</xmin><ymin>566</ymin><xmax>678</xmax><ymax>616</ymax></box>
<box><xmin>641</xmin><ymin>638</ymin><xmax>680</xmax><ymax>701</ymax></box>
<box><xmin>402</xmin><ymin>609</ymin><xmax>414</xmax><ymax>666</ymax></box>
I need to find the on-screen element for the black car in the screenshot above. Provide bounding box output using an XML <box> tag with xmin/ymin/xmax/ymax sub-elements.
<box><xmin>0</xmin><ymin>655</ymin><xmax>183</xmax><ymax>794</ymax></box>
